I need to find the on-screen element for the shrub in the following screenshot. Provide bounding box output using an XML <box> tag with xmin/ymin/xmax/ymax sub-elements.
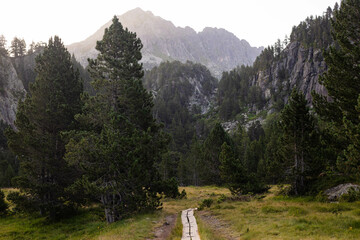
<box><xmin>339</xmin><ymin>187</ymin><xmax>360</xmax><ymax>202</ymax></box>
<box><xmin>198</xmin><ymin>198</ymin><xmax>213</xmax><ymax>210</ymax></box>
<box><xmin>217</xmin><ymin>194</ymin><xmax>227</xmax><ymax>203</ymax></box>
<box><xmin>6</xmin><ymin>192</ymin><xmax>36</xmax><ymax>213</ymax></box>
<box><xmin>0</xmin><ymin>190</ymin><xmax>9</xmax><ymax>214</ymax></box>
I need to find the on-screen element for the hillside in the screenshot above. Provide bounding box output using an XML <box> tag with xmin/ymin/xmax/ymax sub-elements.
<box><xmin>67</xmin><ymin>8</ymin><xmax>263</xmax><ymax>78</ymax></box>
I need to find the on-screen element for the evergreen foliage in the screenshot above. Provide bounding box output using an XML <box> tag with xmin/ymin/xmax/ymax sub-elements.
<box><xmin>6</xmin><ymin>36</ymin><xmax>83</xmax><ymax>219</ymax></box>
<box><xmin>280</xmin><ymin>89</ymin><xmax>317</xmax><ymax>195</ymax></box>
<box><xmin>64</xmin><ymin>16</ymin><xmax>169</xmax><ymax>223</ymax></box>
<box><xmin>143</xmin><ymin>60</ymin><xmax>217</xmax><ymax>152</ymax></box>
<box><xmin>0</xmin><ymin>190</ymin><xmax>8</xmax><ymax>214</ymax></box>
<box><xmin>217</xmin><ymin>65</ymin><xmax>263</xmax><ymax>120</ymax></box>
<box><xmin>200</xmin><ymin>123</ymin><xmax>233</xmax><ymax>185</ymax></box>
<box><xmin>313</xmin><ymin>0</ymin><xmax>360</xmax><ymax>178</ymax></box>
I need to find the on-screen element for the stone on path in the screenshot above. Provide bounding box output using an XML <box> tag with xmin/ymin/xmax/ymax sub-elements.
<box><xmin>181</xmin><ymin>208</ymin><xmax>200</xmax><ymax>240</ymax></box>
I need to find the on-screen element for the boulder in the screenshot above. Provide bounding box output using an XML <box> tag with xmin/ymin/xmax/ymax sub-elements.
<box><xmin>324</xmin><ymin>183</ymin><xmax>360</xmax><ymax>201</ymax></box>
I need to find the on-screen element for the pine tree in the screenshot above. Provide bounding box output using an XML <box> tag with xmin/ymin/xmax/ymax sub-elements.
<box><xmin>65</xmin><ymin>16</ymin><xmax>169</xmax><ymax>223</ymax></box>
<box><xmin>220</xmin><ymin>142</ymin><xmax>268</xmax><ymax>195</ymax></box>
<box><xmin>6</xmin><ymin>36</ymin><xmax>83</xmax><ymax>219</ymax></box>
<box><xmin>201</xmin><ymin>123</ymin><xmax>233</xmax><ymax>185</ymax></box>
<box><xmin>280</xmin><ymin>89</ymin><xmax>316</xmax><ymax>195</ymax></box>
<box><xmin>0</xmin><ymin>35</ymin><xmax>8</xmax><ymax>56</ymax></box>
<box><xmin>312</xmin><ymin>0</ymin><xmax>360</xmax><ymax>175</ymax></box>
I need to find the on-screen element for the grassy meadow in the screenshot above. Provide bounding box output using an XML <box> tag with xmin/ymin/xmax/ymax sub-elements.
<box><xmin>1</xmin><ymin>186</ymin><xmax>360</xmax><ymax>239</ymax></box>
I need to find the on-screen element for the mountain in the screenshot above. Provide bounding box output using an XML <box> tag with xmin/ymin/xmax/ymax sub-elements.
<box><xmin>67</xmin><ymin>8</ymin><xmax>263</xmax><ymax>78</ymax></box>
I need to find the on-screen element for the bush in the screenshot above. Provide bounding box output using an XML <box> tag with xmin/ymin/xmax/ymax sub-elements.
<box><xmin>217</xmin><ymin>194</ymin><xmax>227</xmax><ymax>203</ymax></box>
<box><xmin>315</xmin><ymin>191</ymin><xmax>328</xmax><ymax>202</ymax></box>
<box><xmin>340</xmin><ymin>187</ymin><xmax>360</xmax><ymax>202</ymax></box>
<box><xmin>159</xmin><ymin>178</ymin><xmax>181</xmax><ymax>199</ymax></box>
<box><xmin>6</xmin><ymin>192</ymin><xmax>36</xmax><ymax>213</ymax></box>
<box><xmin>198</xmin><ymin>198</ymin><xmax>213</xmax><ymax>210</ymax></box>
<box><xmin>0</xmin><ymin>190</ymin><xmax>9</xmax><ymax>214</ymax></box>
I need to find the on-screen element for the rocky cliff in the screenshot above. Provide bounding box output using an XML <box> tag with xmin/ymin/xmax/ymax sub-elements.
<box><xmin>67</xmin><ymin>8</ymin><xmax>263</xmax><ymax>78</ymax></box>
<box><xmin>252</xmin><ymin>41</ymin><xmax>328</xmax><ymax>112</ymax></box>
<box><xmin>0</xmin><ymin>55</ymin><xmax>26</xmax><ymax>127</ymax></box>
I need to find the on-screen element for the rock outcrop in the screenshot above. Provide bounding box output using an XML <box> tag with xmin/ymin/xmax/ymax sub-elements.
<box><xmin>324</xmin><ymin>183</ymin><xmax>360</xmax><ymax>201</ymax></box>
<box><xmin>67</xmin><ymin>8</ymin><xmax>263</xmax><ymax>78</ymax></box>
<box><xmin>0</xmin><ymin>55</ymin><xmax>26</xmax><ymax>127</ymax></box>
<box><xmin>252</xmin><ymin>41</ymin><xmax>328</xmax><ymax>111</ymax></box>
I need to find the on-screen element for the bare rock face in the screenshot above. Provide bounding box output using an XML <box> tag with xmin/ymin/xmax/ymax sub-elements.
<box><xmin>252</xmin><ymin>41</ymin><xmax>328</xmax><ymax>110</ymax></box>
<box><xmin>67</xmin><ymin>8</ymin><xmax>263</xmax><ymax>78</ymax></box>
<box><xmin>324</xmin><ymin>183</ymin><xmax>360</xmax><ymax>201</ymax></box>
<box><xmin>0</xmin><ymin>55</ymin><xmax>26</xmax><ymax>127</ymax></box>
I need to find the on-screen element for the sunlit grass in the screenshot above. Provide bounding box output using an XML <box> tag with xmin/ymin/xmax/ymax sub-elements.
<box><xmin>208</xmin><ymin>186</ymin><xmax>360</xmax><ymax>240</ymax></box>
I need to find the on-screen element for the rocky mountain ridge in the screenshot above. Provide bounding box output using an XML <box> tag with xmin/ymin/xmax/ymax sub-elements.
<box><xmin>67</xmin><ymin>8</ymin><xmax>263</xmax><ymax>78</ymax></box>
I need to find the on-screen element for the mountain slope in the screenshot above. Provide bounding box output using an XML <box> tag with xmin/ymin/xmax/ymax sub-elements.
<box><xmin>67</xmin><ymin>8</ymin><xmax>263</xmax><ymax>78</ymax></box>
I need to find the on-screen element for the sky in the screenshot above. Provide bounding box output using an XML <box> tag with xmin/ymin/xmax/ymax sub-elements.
<box><xmin>0</xmin><ymin>0</ymin><xmax>339</xmax><ymax>48</ymax></box>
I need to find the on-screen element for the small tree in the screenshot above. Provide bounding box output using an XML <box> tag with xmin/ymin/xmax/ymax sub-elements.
<box><xmin>220</xmin><ymin>142</ymin><xmax>267</xmax><ymax>195</ymax></box>
<box><xmin>280</xmin><ymin>89</ymin><xmax>316</xmax><ymax>195</ymax></box>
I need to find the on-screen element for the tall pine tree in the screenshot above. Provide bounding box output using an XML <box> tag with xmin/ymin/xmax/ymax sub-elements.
<box><xmin>280</xmin><ymin>89</ymin><xmax>316</xmax><ymax>195</ymax></box>
<box><xmin>6</xmin><ymin>36</ymin><xmax>83</xmax><ymax>219</ymax></box>
<box><xmin>65</xmin><ymin>16</ymin><xmax>169</xmax><ymax>223</ymax></box>
<box><xmin>313</xmin><ymin>0</ymin><xmax>360</xmax><ymax>175</ymax></box>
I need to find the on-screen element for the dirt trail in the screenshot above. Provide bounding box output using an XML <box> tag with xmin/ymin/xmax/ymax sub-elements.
<box><xmin>147</xmin><ymin>214</ymin><xmax>177</xmax><ymax>240</ymax></box>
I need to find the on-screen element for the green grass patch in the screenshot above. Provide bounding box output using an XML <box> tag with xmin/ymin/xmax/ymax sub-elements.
<box><xmin>167</xmin><ymin>212</ymin><xmax>182</xmax><ymax>240</ymax></box>
<box><xmin>261</xmin><ymin>205</ymin><xmax>286</xmax><ymax>214</ymax></box>
<box><xmin>0</xmin><ymin>207</ymin><xmax>162</xmax><ymax>240</ymax></box>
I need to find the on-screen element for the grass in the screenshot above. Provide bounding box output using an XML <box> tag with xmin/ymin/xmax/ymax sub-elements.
<box><xmin>0</xmin><ymin>207</ymin><xmax>163</xmax><ymax>240</ymax></box>
<box><xmin>2</xmin><ymin>185</ymin><xmax>360</xmax><ymax>239</ymax></box>
<box><xmin>166</xmin><ymin>212</ymin><xmax>182</xmax><ymax>240</ymax></box>
<box><xmin>196</xmin><ymin>213</ymin><xmax>225</xmax><ymax>240</ymax></box>
<box><xmin>207</xmin><ymin>186</ymin><xmax>360</xmax><ymax>240</ymax></box>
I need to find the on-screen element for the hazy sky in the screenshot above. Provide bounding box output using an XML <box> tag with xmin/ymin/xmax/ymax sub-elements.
<box><xmin>1</xmin><ymin>0</ymin><xmax>339</xmax><ymax>48</ymax></box>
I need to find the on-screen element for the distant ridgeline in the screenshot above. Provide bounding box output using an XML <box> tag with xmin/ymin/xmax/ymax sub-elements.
<box><xmin>67</xmin><ymin>8</ymin><xmax>263</xmax><ymax>79</ymax></box>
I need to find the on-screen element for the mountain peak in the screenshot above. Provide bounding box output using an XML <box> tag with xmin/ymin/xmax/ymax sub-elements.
<box><xmin>121</xmin><ymin>7</ymin><xmax>154</xmax><ymax>18</ymax></box>
<box><xmin>67</xmin><ymin>9</ymin><xmax>262</xmax><ymax>78</ymax></box>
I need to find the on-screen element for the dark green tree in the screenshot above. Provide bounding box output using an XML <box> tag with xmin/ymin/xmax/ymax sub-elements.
<box><xmin>220</xmin><ymin>142</ymin><xmax>268</xmax><ymax>195</ymax></box>
<box><xmin>280</xmin><ymin>89</ymin><xmax>316</xmax><ymax>195</ymax></box>
<box><xmin>200</xmin><ymin>123</ymin><xmax>233</xmax><ymax>185</ymax></box>
<box><xmin>6</xmin><ymin>36</ymin><xmax>83</xmax><ymax>219</ymax></box>
<box><xmin>313</xmin><ymin>0</ymin><xmax>360</xmax><ymax>175</ymax></box>
<box><xmin>65</xmin><ymin>16</ymin><xmax>169</xmax><ymax>223</ymax></box>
